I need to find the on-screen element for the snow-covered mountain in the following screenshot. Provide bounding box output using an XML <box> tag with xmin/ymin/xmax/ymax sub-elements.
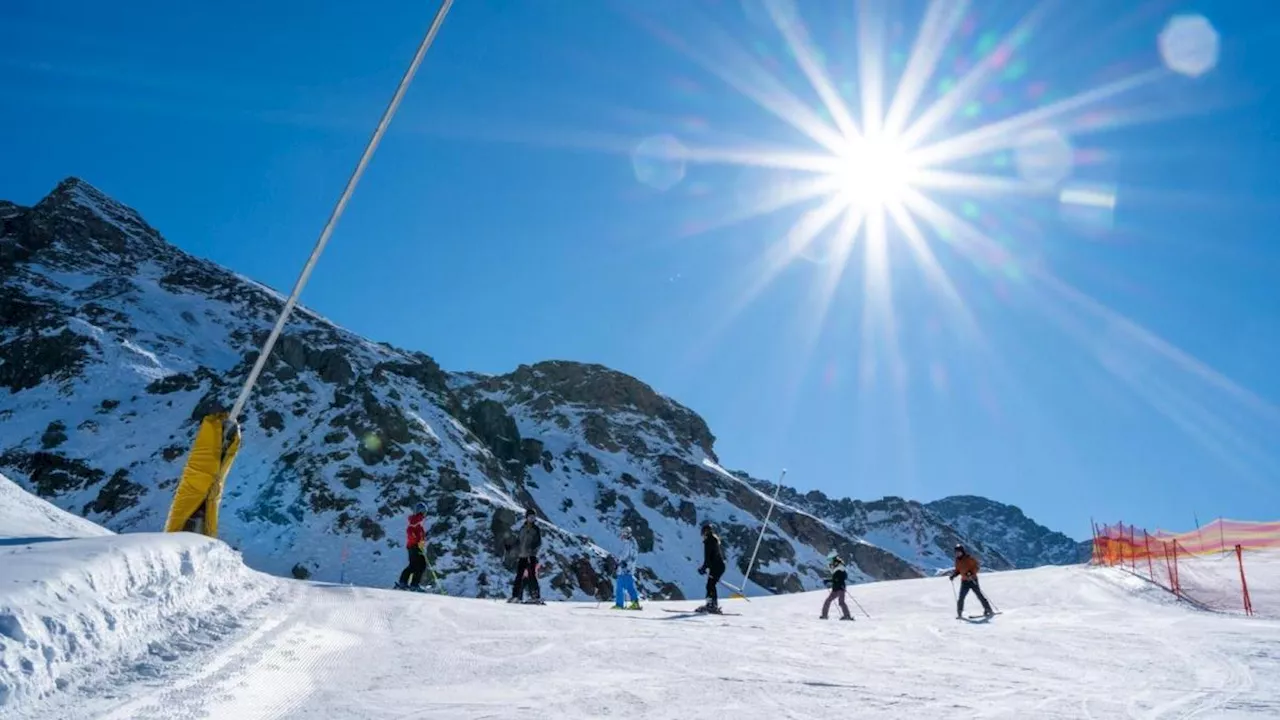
<box><xmin>0</xmin><ymin>178</ymin><xmax>1083</xmax><ymax>599</ymax></box>
<box><xmin>925</xmin><ymin>495</ymin><xmax>1092</xmax><ymax>568</ymax></box>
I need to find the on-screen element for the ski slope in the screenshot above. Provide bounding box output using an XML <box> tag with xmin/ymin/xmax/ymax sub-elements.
<box><xmin>4</xmin><ymin>529</ymin><xmax>1279</xmax><ymax>719</ymax></box>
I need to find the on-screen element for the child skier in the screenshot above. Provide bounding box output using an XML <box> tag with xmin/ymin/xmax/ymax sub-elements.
<box><xmin>395</xmin><ymin>502</ymin><xmax>429</xmax><ymax>591</ymax></box>
<box><xmin>950</xmin><ymin>544</ymin><xmax>995</xmax><ymax>619</ymax></box>
<box><xmin>820</xmin><ymin>553</ymin><xmax>854</xmax><ymax>620</ymax></box>
<box><xmin>697</xmin><ymin>522</ymin><xmax>726</xmax><ymax>613</ymax></box>
<box><xmin>613</xmin><ymin>527</ymin><xmax>642</xmax><ymax>610</ymax></box>
<box><xmin>509</xmin><ymin>507</ymin><xmax>543</xmax><ymax>604</ymax></box>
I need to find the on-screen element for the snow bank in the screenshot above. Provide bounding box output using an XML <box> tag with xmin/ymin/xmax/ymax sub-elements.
<box><xmin>0</xmin><ymin>533</ymin><xmax>276</xmax><ymax>711</ymax></box>
<box><xmin>0</xmin><ymin>472</ymin><xmax>111</xmax><ymax>541</ymax></box>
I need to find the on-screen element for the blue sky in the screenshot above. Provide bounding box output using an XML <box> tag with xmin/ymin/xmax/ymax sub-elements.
<box><xmin>3</xmin><ymin>0</ymin><xmax>1278</xmax><ymax>539</ymax></box>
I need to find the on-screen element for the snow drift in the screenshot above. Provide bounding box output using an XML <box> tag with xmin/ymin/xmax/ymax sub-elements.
<box><xmin>0</xmin><ymin>477</ymin><xmax>275</xmax><ymax>712</ymax></box>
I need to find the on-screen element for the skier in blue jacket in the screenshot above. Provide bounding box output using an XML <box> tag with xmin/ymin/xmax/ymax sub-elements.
<box><xmin>613</xmin><ymin>527</ymin><xmax>642</xmax><ymax>610</ymax></box>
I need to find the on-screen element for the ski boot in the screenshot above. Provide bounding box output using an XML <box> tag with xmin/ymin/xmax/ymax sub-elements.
<box><xmin>627</xmin><ymin>600</ymin><xmax>642</xmax><ymax>611</ymax></box>
<box><xmin>839</xmin><ymin>615</ymin><xmax>854</xmax><ymax>621</ymax></box>
<box><xmin>393</xmin><ymin>582</ymin><xmax>408</xmax><ymax>591</ymax></box>
<box><xmin>507</xmin><ymin>596</ymin><xmax>522</xmax><ymax>604</ymax></box>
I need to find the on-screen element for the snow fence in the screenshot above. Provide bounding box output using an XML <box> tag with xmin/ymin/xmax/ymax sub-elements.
<box><xmin>0</xmin><ymin>533</ymin><xmax>276</xmax><ymax>711</ymax></box>
<box><xmin>1092</xmin><ymin>519</ymin><xmax>1280</xmax><ymax>618</ymax></box>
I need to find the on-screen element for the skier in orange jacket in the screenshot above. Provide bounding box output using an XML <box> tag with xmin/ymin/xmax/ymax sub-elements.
<box><xmin>950</xmin><ymin>544</ymin><xmax>995</xmax><ymax>619</ymax></box>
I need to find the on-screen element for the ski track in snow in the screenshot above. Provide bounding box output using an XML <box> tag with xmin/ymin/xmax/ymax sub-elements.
<box><xmin>6</xmin><ymin>541</ymin><xmax>1279</xmax><ymax>719</ymax></box>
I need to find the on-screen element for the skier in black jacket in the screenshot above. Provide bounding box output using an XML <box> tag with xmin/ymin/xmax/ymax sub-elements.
<box><xmin>697</xmin><ymin>522</ymin><xmax>726</xmax><ymax>613</ymax></box>
<box><xmin>820</xmin><ymin>554</ymin><xmax>853</xmax><ymax>620</ymax></box>
<box><xmin>508</xmin><ymin>507</ymin><xmax>543</xmax><ymax>603</ymax></box>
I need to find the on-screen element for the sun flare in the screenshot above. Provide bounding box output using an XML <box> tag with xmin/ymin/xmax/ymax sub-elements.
<box><xmin>831</xmin><ymin>134</ymin><xmax>919</xmax><ymax>210</ymax></box>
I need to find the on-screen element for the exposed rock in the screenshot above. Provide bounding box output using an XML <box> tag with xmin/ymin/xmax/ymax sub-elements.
<box><xmin>520</xmin><ymin>438</ymin><xmax>545</xmax><ymax>466</ymax></box>
<box><xmin>259</xmin><ymin>409</ymin><xmax>285</xmax><ymax>432</ymax></box>
<box><xmin>465</xmin><ymin>400</ymin><xmax>521</xmax><ymax>464</ymax></box>
<box><xmin>0</xmin><ymin>329</ymin><xmax>93</xmax><ymax>392</ymax></box>
<box><xmin>84</xmin><ymin>469</ymin><xmax>145</xmax><ymax>516</ymax></box>
<box><xmin>40</xmin><ymin>421</ymin><xmax>68</xmax><ymax>450</ymax></box>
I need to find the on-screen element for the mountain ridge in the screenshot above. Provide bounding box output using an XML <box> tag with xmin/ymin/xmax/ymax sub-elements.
<box><xmin>0</xmin><ymin>177</ymin><xmax>1087</xmax><ymax>600</ymax></box>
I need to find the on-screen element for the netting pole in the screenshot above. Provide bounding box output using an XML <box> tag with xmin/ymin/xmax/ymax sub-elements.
<box><xmin>1171</xmin><ymin>539</ymin><xmax>1181</xmax><ymax>599</ymax></box>
<box><xmin>1236</xmin><ymin>544</ymin><xmax>1253</xmax><ymax>617</ymax></box>
<box><xmin>1090</xmin><ymin>518</ymin><xmax>1099</xmax><ymax>564</ymax></box>
<box><xmin>1144</xmin><ymin>530</ymin><xmax>1153</xmax><ymax>581</ymax></box>
<box><xmin>224</xmin><ymin>0</ymin><xmax>455</xmax><ymax>430</ymax></box>
<box><xmin>1220</xmin><ymin>518</ymin><xmax>1226</xmax><ymax>557</ymax></box>
<box><xmin>1129</xmin><ymin>525</ymin><xmax>1137</xmax><ymax>573</ymax></box>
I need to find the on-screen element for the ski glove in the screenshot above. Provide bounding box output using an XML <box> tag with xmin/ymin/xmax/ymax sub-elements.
<box><xmin>698</xmin><ymin>566</ymin><xmax>707</xmax><ymax>575</ymax></box>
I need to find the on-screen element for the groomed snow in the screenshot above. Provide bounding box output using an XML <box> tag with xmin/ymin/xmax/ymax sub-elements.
<box><xmin>0</xmin><ymin>534</ymin><xmax>277</xmax><ymax>712</ymax></box>
<box><xmin>4</xmin><ymin>539</ymin><xmax>1278</xmax><ymax>718</ymax></box>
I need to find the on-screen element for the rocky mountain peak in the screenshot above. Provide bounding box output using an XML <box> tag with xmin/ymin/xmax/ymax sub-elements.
<box><xmin>485</xmin><ymin>360</ymin><xmax>717</xmax><ymax>460</ymax></box>
<box><xmin>15</xmin><ymin>177</ymin><xmax>168</xmax><ymax>274</ymax></box>
<box><xmin>925</xmin><ymin>495</ymin><xmax>1087</xmax><ymax>568</ymax></box>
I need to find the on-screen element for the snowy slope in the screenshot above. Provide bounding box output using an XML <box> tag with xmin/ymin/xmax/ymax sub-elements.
<box><xmin>0</xmin><ymin>177</ymin><xmax>1079</xmax><ymax>599</ymax></box>
<box><xmin>4</xmin><ymin>535</ymin><xmax>1277</xmax><ymax>719</ymax></box>
<box><xmin>0</xmin><ymin>471</ymin><xmax>110</xmax><ymax>541</ymax></box>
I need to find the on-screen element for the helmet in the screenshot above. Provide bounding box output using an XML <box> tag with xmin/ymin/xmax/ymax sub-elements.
<box><xmin>414</xmin><ymin>502</ymin><xmax>427</xmax><ymax>514</ymax></box>
<box><xmin>829</xmin><ymin>554</ymin><xmax>843</xmax><ymax>566</ymax></box>
<box><xmin>954</xmin><ymin>544</ymin><xmax>965</xmax><ymax>554</ymax></box>
<box><xmin>525</xmin><ymin>507</ymin><xmax>536</xmax><ymax>518</ymax></box>
<box><xmin>701</xmin><ymin>522</ymin><xmax>714</xmax><ymax>535</ymax></box>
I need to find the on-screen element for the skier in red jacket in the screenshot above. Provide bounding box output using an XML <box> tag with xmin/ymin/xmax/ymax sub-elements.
<box><xmin>395</xmin><ymin>503</ymin><xmax>429</xmax><ymax>591</ymax></box>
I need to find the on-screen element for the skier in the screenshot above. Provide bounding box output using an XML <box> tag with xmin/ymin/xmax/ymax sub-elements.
<box><xmin>950</xmin><ymin>544</ymin><xmax>995</xmax><ymax>619</ymax></box>
<box><xmin>820</xmin><ymin>553</ymin><xmax>854</xmax><ymax>620</ymax></box>
<box><xmin>395</xmin><ymin>502</ymin><xmax>429</xmax><ymax>591</ymax></box>
<box><xmin>509</xmin><ymin>507</ymin><xmax>543</xmax><ymax>604</ymax></box>
<box><xmin>613</xmin><ymin>527</ymin><xmax>642</xmax><ymax>610</ymax></box>
<box><xmin>697</xmin><ymin>522</ymin><xmax>726</xmax><ymax>613</ymax></box>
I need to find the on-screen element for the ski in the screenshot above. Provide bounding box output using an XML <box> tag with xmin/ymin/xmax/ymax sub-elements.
<box><xmin>661</xmin><ymin>608</ymin><xmax>742</xmax><ymax>617</ymax></box>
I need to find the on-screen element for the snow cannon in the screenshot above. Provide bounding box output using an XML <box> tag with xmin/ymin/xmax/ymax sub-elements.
<box><xmin>163</xmin><ymin>412</ymin><xmax>242</xmax><ymax>537</ymax></box>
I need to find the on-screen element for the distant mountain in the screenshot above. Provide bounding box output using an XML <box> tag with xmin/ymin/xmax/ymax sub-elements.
<box><xmin>925</xmin><ymin>495</ymin><xmax>1090</xmax><ymax>568</ymax></box>
<box><xmin>0</xmin><ymin>177</ymin><xmax>1084</xmax><ymax>599</ymax></box>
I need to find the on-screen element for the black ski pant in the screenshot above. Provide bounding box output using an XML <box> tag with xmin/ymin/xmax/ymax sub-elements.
<box><xmin>399</xmin><ymin>548</ymin><xmax>426</xmax><ymax>587</ymax></box>
<box><xmin>958</xmin><ymin>578</ymin><xmax>993</xmax><ymax>616</ymax></box>
<box><xmin>705</xmin><ymin>566</ymin><xmax>724</xmax><ymax>605</ymax></box>
<box><xmin>822</xmin><ymin>589</ymin><xmax>851</xmax><ymax>618</ymax></box>
<box><xmin>512</xmin><ymin>556</ymin><xmax>540</xmax><ymax>600</ymax></box>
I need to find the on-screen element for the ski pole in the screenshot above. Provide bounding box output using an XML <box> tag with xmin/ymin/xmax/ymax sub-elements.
<box><xmin>425</xmin><ymin>555</ymin><xmax>446</xmax><ymax>594</ymax></box>
<box><xmin>848</xmin><ymin>592</ymin><xmax>871</xmax><ymax>619</ymax></box>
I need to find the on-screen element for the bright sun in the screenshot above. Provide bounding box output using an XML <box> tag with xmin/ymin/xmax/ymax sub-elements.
<box><xmin>831</xmin><ymin>134</ymin><xmax>919</xmax><ymax>210</ymax></box>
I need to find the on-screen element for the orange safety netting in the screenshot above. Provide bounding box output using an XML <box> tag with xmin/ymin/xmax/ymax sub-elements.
<box><xmin>1091</xmin><ymin>519</ymin><xmax>1279</xmax><ymax>617</ymax></box>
